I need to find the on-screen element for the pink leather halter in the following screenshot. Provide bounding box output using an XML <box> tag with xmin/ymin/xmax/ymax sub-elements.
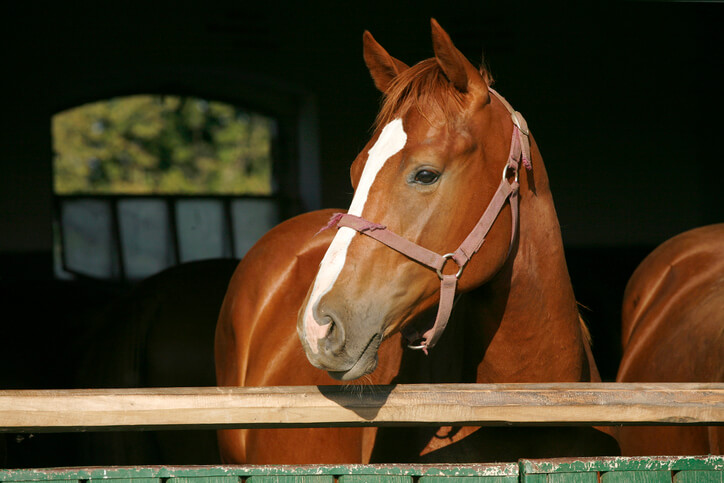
<box><xmin>326</xmin><ymin>89</ymin><xmax>531</xmax><ymax>352</ymax></box>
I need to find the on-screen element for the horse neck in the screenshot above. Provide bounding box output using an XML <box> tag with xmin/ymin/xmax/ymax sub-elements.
<box><xmin>471</xmin><ymin>139</ymin><xmax>593</xmax><ymax>383</ymax></box>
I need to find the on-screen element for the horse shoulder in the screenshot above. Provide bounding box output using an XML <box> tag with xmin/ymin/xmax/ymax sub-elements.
<box><xmin>215</xmin><ymin>209</ymin><xmax>341</xmax><ymax>387</ymax></box>
<box><xmin>216</xmin><ymin>209</ymin><xmax>388</xmax><ymax>464</ymax></box>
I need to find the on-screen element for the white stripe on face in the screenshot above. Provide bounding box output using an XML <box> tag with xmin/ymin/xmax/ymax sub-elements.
<box><xmin>303</xmin><ymin>118</ymin><xmax>407</xmax><ymax>353</ymax></box>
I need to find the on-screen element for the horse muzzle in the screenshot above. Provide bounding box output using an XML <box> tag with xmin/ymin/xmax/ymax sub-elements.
<box><xmin>297</xmin><ymin>304</ymin><xmax>383</xmax><ymax>380</ymax></box>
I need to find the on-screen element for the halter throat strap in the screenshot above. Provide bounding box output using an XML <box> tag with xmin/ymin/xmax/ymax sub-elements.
<box><xmin>326</xmin><ymin>89</ymin><xmax>531</xmax><ymax>352</ymax></box>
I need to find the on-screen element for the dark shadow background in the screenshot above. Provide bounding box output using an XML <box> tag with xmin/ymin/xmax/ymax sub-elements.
<box><xmin>0</xmin><ymin>0</ymin><xmax>721</xmax><ymax>468</ymax></box>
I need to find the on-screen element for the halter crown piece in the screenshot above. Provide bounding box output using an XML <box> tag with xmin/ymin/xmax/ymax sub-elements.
<box><xmin>325</xmin><ymin>89</ymin><xmax>532</xmax><ymax>353</ymax></box>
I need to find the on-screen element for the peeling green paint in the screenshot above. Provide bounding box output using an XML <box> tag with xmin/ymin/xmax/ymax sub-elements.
<box><xmin>0</xmin><ymin>456</ymin><xmax>721</xmax><ymax>482</ymax></box>
<box><xmin>521</xmin><ymin>456</ymin><xmax>724</xmax><ymax>474</ymax></box>
<box><xmin>0</xmin><ymin>464</ymin><xmax>517</xmax><ymax>481</ymax></box>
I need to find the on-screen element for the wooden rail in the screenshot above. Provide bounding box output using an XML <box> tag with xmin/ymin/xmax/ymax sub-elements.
<box><xmin>1</xmin><ymin>383</ymin><xmax>722</xmax><ymax>432</ymax></box>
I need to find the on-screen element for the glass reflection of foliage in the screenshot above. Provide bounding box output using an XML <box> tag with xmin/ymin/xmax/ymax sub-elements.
<box><xmin>53</xmin><ymin>95</ymin><xmax>274</xmax><ymax>195</ymax></box>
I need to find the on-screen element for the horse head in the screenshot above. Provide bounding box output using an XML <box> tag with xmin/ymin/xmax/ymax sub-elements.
<box><xmin>297</xmin><ymin>20</ymin><xmax>525</xmax><ymax>380</ymax></box>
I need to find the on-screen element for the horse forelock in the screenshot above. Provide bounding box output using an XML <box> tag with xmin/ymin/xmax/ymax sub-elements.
<box><xmin>376</xmin><ymin>59</ymin><xmax>467</xmax><ymax>129</ymax></box>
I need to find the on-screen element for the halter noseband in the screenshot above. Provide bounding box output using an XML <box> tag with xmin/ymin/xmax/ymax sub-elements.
<box><xmin>325</xmin><ymin>89</ymin><xmax>532</xmax><ymax>353</ymax></box>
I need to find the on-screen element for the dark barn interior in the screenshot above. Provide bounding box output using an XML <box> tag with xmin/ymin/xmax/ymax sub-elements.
<box><xmin>1</xmin><ymin>0</ymin><xmax>722</xmax><ymax>468</ymax></box>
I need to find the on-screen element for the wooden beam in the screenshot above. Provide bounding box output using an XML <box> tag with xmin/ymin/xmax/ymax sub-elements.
<box><xmin>0</xmin><ymin>383</ymin><xmax>722</xmax><ymax>432</ymax></box>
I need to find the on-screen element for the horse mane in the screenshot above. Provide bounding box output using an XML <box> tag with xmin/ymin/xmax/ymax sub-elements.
<box><xmin>375</xmin><ymin>58</ymin><xmax>467</xmax><ymax>129</ymax></box>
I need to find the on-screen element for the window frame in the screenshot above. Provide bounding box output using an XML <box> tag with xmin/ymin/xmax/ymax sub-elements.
<box><xmin>50</xmin><ymin>85</ymin><xmax>319</xmax><ymax>281</ymax></box>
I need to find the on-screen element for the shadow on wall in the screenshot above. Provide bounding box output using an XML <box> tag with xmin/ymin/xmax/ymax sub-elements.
<box><xmin>2</xmin><ymin>258</ymin><xmax>239</xmax><ymax>467</ymax></box>
<box><xmin>565</xmin><ymin>246</ymin><xmax>654</xmax><ymax>381</ymax></box>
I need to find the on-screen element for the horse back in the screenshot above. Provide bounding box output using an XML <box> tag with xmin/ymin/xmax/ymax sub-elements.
<box><xmin>619</xmin><ymin>223</ymin><xmax>724</xmax><ymax>380</ymax></box>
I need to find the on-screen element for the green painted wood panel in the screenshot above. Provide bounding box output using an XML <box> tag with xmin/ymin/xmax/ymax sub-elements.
<box><xmin>522</xmin><ymin>456</ymin><xmax>724</xmax><ymax>476</ymax></box>
<box><xmin>601</xmin><ymin>471</ymin><xmax>671</xmax><ymax>483</ymax></box>
<box><xmin>675</xmin><ymin>471</ymin><xmax>724</xmax><ymax>483</ymax></box>
<box><xmin>10</xmin><ymin>481</ymin><xmax>73</xmax><ymax>483</ymax></box>
<box><xmin>0</xmin><ymin>458</ymin><xmax>720</xmax><ymax>483</ymax></box>
<box><xmin>519</xmin><ymin>475</ymin><xmax>547</xmax><ymax>483</ymax></box>
<box><xmin>339</xmin><ymin>476</ymin><xmax>412</xmax><ymax>483</ymax></box>
<box><xmin>168</xmin><ymin>477</ymin><xmax>238</xmax><ymax>483</ymax></box>
<box><xmin>546</xmin><ymin>473</ymin><xmax>598</xmax><ymax>483</ymax></box>
<box><xmin>246</xmin><ymin>477</ymin><xmax>333</xmax><ymax>483</ymax></box>
<box><xmin>419</xmin><ymin>477</ymin><xmax>517</xmax><ymax>482</ymax></box>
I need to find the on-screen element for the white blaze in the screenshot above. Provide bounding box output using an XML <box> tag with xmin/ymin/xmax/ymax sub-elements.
<box><xmin>303</xmin><ymin>118</ymin><xmax>407</xmax><ymax>353</ymax></box>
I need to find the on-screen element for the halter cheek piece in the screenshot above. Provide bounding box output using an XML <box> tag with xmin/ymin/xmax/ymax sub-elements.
<box><xmin>326</xmin><ymin>89</ymin><xmax>532</xmax><ymax>352</ymax></box>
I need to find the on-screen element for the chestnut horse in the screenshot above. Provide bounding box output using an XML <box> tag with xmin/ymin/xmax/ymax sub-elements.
<box><xmin>616</xmin><ymin>223</ymin><xmax>724</xmax><ymax>455</ymax></box>
<box><xmin>215</xmin><ymin>19</ymin><xmax>617</xmax><ymax>464</ymax></box>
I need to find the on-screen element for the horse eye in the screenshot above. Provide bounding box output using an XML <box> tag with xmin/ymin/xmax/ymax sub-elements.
<box><xmin>413</xmin><ymin>169</ymin><xmax>440</xmax><ymax>185</ymax></box>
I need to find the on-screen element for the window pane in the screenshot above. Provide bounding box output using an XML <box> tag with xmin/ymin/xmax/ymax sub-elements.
<box><xmin>60</xmin><ymin>199</ymin><xmax>117</xmax><ymax>278</ymax></box>
<box><xmin>52</xmin><ymin>95</ymin><xmax>275</xmax><ymax>195</ymax></box>
<box><xmin>118</xmin><ymin>199</ymin><xmax>174</xmax><ymax>279</ymax></box>
<box><xmin>176</xmin><ymin>199</ymin><xmax>229</xmax><ymax>262</ymax></box>
<box><xmin>231</xmin><ymin>199</ymin><xmax>279</xmax><ymax>257</ymax></box>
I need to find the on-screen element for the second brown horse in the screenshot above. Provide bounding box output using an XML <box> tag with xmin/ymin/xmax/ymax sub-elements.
<box><xmin>616</xmin><ymin>223</ymin><xmax>724</xmax><ymax>456</ymax></box>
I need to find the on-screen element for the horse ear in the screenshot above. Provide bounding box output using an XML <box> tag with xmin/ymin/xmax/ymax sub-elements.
<box><xmin>430</xmin><ymin>18</ymin><xmax>488</xmax><ymax>95</ymax></box>
<box><xmin>363</xmin><ymin>30</ymin><xmax>409</xmax><ymax>93</ymax></box>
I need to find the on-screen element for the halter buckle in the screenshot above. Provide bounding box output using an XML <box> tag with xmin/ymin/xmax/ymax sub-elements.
<box><xmin>436</xmin><ymin>253</ymin><xmax>464</xmax><ymax>280</ymax></box>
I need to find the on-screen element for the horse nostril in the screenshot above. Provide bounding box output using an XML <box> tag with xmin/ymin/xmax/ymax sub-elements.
<box><xmin>320</xmin><ymin>313</ymin><xmax>345</xmax><ymax>355</ymax></box>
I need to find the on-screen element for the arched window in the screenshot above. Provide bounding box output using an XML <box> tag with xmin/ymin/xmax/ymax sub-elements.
<box><xmin>52</xmin><ymin>95</ymin><xmax>286</xmax><ymax>280</ymax></box>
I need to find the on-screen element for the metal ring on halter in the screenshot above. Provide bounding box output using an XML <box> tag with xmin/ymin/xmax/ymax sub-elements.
<box><xmin>502</xmin><ymin>163</ymin><xmax>519</xmax><ymax>184</ymax></box>
<box><xmin>436</xmin><ymin>253</ymin><xmax>464</xmax><ymax>280</ymax></box>
<box><xmin>407</xmin><ymin>342</ymin><xmax>426</xmax><ymax>350</ymax></box>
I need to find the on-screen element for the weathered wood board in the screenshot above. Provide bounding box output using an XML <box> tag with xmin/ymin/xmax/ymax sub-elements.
<box><xmin>1</xmin><ymin>383</ymin><xmax>722</xmax><ymax>432</ymax></box>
